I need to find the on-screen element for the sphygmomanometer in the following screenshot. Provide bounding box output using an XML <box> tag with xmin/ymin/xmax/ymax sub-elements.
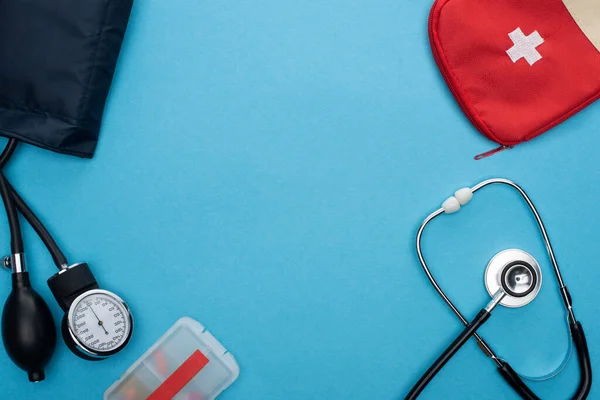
<box><xmin>0</xmin><ymin>0</ymin><xmax>134</xmax><ymax>381</ymax></box>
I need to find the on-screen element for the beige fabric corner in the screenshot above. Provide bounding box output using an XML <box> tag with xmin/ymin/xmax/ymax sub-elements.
<box><xmin>563</xmin><ymin>0</ymin><xmax>600</xmax><ymax>52</ymax></box>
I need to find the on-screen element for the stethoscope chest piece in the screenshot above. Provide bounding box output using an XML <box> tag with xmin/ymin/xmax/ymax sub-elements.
<box><xmin>484</xmin><ymin>249</ymin><xmax>542</xmax><ymax>308</ymax></box>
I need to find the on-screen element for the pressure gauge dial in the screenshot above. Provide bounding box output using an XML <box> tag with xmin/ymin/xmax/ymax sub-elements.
<box><xmin>48</xmin><ymin>263</ymin><xmax>134</xmax><ymax>360</ymax></box>
<box><xmin>65</xmin><ymin>289</ymin><xmax>133</xmax><ymax>357</ymax></box>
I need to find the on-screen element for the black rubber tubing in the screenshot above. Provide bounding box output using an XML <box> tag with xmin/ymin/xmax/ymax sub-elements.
<box><xmin>498</xmin><ymin>361</ymin><xmax>540</xmax><ymax>400</ymax></box>
<box><xmin>0</xmin><ymin>139</ymin><xmax>22</xmax><ymax>254</ymax></box>
<box><xmin>571</xmin><ymin>322</ymin><xmax>593</xmax><ymax>400</ymax></box>
<box><xmin>0</xmin><ymin>173</ymin><xmax>23</xmax><ymax>255</ymax></box>
<box><xmin>8</xmin><ymin>182</ymin><xmax>68</xmax><ymax>268</ymax></box>
<box><xmin>0</xmin><ymin>138</ymin><xmax>17</xmax><ymax>170</ymax></box>
<box><xmin>405</xmin><ymin>309</ymin><xmax>491</xmax><ymax>399</ymax></box>
<box><xmin>0</xmin><ymin>139</ymin><xmax>69</xmax><ymax>268</ymax></box>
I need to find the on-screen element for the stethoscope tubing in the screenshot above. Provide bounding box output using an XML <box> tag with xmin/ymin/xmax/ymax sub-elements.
<box><xmin>405</xmin><ymin>308</ymin><xmax>492</xmax><ymax>399</ymax></box>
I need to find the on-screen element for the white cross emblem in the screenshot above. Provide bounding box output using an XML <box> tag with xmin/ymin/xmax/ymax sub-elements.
<box><xmin>506</xmin><ymin>28</ymin><xmax>545</xmax><ymax>66</ymax></box>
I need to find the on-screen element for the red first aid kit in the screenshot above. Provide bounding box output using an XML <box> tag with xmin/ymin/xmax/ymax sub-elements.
<box><xmin>429</xmin><ymin>0</ymin><xmax>600</xmax><ymax>157</ymax></box>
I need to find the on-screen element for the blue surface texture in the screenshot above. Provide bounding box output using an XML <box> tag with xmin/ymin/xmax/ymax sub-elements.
<box><xmin>2</xmin><ymin>1</ymin><xmax>600</xmax><ymax>399</ymax></box>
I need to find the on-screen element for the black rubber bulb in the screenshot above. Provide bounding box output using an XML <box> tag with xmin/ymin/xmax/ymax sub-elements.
<box><xmin>2</xmin><ymin>272</ymin><xmax>56</xmax><ymax>382</ymax></box>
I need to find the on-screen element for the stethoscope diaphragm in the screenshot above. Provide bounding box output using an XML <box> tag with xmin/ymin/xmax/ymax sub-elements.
<box><xmin>484</xmin><ymin>249</ymin><xmax>542</xmax><ymax>308</ymax></box>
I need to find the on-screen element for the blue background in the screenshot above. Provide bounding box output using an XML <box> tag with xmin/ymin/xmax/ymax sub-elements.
<box><xmin>2</xmin><ymin>0</ymin><xmax>600</xmax><ymax>399</ymax></box>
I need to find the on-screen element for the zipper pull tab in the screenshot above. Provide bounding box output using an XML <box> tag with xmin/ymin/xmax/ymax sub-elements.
<box><xmin>474</xmin><ymin>145</ymin><xmax>513</xmax><ymax>160</ymax></box>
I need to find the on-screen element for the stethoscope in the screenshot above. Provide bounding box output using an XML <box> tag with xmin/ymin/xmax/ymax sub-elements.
<box><xmin>0</xmin><ymin>139</ymin><xmax>134</xmax><ymax>382</ymax></box>
<box><xmin>405</xmin><ymin>178</ymin><xmax>591</xmax><ymax>399</ymax></box>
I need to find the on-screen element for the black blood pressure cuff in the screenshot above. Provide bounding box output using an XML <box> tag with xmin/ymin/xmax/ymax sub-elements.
<box><xmin>0</xmin><ymin>0</ymin><xmax>133</xmax><ymax>158</ymax></box>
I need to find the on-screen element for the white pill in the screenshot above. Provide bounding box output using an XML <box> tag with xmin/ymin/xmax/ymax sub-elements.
<box><xmin>454</xmin><ymin>188</ymin><xmax>473</xmax><ymax>206</ymax></box>
<box><xmin>442</xmin><ymin>196</ymin><xmax>461</xmax><ymax>214</ymax></box>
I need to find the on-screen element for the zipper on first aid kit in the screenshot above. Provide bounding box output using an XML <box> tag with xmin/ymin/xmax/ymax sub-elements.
<box><xmin>474</xmin><ymin>145</ymin><xmax>513</xmax><ymax>160</ymax></box>
<box><xmin>428</xmin><ymin>1</ymin><xmax>514</xmax><ymax>160</ymax></box>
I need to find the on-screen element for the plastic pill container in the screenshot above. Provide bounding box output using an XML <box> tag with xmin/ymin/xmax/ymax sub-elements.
<box><xmin>105</xmin><ymin>317</ymin><xmax>239</xmax><ymax>400</ymax></box>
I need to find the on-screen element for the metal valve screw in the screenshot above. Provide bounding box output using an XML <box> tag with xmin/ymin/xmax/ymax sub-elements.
<box><xmin>2</xmin><ymin>256</ymin><xmax>11</xmax><ymax>271</ymax></box>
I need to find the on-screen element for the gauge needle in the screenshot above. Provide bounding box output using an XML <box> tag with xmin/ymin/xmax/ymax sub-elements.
<box><xmin>90</xmin><ymin>305</ymin><xmax>109</xmax><ymax>335</ymax></box>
